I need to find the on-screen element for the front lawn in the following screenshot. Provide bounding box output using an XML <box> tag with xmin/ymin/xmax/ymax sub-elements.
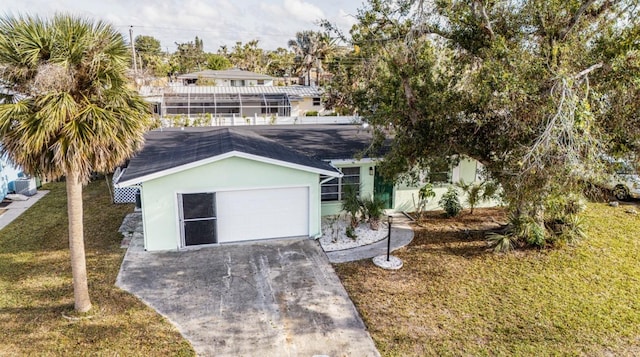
<box><xmin>0</xmin><ymin>180</ymin><xmax>194</xmax><ymax>355</ymax></box>
<box><xmin>335</xmin><ymin>205</ymin><xmax>640</xmax><ymax>356</ymax></box>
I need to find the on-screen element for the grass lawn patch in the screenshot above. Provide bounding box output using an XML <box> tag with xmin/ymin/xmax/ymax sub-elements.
<box><xmin>335</xmin><ymin>205</ymin><xmax>640</xmax><ymax>356</ymax></box>
<box><xmin>0</xmin><ymin>180</ymin><xmax>194</xmax><ymax>356</ymax></box>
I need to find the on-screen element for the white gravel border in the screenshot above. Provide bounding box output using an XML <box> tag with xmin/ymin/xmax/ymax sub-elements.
<box><xmin>318</xmin><ymin>216</ymin><xmax>389</xmax><ymax>252</ymax></box>
<box><xmin>372</xmin><ymin>255</ymin><xmax>403</xmax><ymax>270</ymax></box>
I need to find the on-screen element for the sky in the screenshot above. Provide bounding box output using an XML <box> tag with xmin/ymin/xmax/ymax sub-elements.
<box><xmin>3</xmin><ymin>0</ymin><xmax>365</xmax><ymax>52</ymax></box>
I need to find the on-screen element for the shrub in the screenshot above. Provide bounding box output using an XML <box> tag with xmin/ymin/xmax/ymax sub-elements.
<box><xmin>439</xmin><ymin>186</ymin><xmax>462</xmax><ymax>217</ymax></box>
<box><xmin>455</xmin><ymin>180</ymin><xmax>501</xmax><ymax>214</ymax></box>
<box><xmin>341</xmin><ymin>184</ymin><xmax>361</xmax><ymax>228</ymax></box>
<box><xmin>361</xmin><ymin>196</ymin><xmax>386</xmax><ymax>230</ymax></box>
<box><xmin>487</xmin><ymin>232</ymin><xmax>518</xmax><ymax>252</ymax></box>
<box><xmin>305</xmin><ymin>111</ymin><xmax>319</xmax><ymax>116</ymax></box>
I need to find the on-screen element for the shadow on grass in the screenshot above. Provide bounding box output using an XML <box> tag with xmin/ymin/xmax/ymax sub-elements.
<box><xmin>408</xmin><ymin>208</ymin><xmax>507</xmax><ymax>258</ymax></box>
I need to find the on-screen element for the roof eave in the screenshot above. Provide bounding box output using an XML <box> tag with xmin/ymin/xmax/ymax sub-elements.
<box><xmin>115</xmin><ymin>150</ymin><xmax>341</xmax><ymax>188</ymax></box>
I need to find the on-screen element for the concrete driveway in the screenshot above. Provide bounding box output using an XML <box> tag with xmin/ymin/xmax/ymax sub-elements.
<box><xmin>116</xmin><ymin>237</ymin><xmax>380</xmax><ymax>357</ymax></box>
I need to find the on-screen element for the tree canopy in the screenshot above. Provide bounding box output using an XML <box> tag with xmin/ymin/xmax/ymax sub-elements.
<box><xmin>345</xmin><ymin>0</ymin><xmax>640</xmax><ymax>247</ymax></box>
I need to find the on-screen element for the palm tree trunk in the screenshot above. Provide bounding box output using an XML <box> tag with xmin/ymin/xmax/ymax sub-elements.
<box><xmin>66</xmin><ymin>170</ymin><xmax>92</xmax><ymax>313</ymax></box>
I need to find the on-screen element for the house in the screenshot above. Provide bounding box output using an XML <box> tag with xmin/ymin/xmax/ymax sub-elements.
<box><xmin>141</xmin><ymin>84</ymin><xmax>325</xmax><ymax>119</ymax></box>
<box><xmin>177</xmin><ymin>69</ymin><xmax>274</xmax><ymax>87</ymax></box>
<box><xmin>115</xmin><ymin>125</ymin><xmax>485</xmax><ymax>251</ymax></box>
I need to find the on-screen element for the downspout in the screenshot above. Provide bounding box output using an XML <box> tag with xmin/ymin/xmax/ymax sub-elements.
<box><xmin>315</xmin><ymin>166</ymin><xmax>343</xmax><ymax>238</ymax></box>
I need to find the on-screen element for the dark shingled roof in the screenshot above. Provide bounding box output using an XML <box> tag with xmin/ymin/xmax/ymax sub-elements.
<box><xmin>119</xmin><ymin>125</ymin><xmax>383</xmax><ymax>184</ymax></box>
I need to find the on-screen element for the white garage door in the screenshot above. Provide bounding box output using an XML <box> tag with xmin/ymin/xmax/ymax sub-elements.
<box><xmin>216</xmin><ymin>187</ymin><xmax>309</xmax><ymax>243</ymax></box>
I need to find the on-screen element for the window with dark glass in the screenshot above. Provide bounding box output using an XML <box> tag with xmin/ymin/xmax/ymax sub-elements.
<box><xmin>180</xmin><ymin>193</ymin><xmax>217</xmax><ymax>246</ymax></box>
<box><xmin>321</xmin><ymin>167</ymin><xmax>360</xmax><ymax>202</ymax></box>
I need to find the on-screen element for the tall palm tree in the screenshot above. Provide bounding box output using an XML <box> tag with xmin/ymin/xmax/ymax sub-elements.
<box><xmin>288</xmin><ymin>31</ymin><xmax>322</xmax><ymax>86</ymax></box>
<box><xmin>0</xmin><ymin>14</ymin><xmax>150</xmax><ymax>313</ymax></box>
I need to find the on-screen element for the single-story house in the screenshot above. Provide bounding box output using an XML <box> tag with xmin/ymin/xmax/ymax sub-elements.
<box><xmin>177</xmin><ymin>69</ymin><xmax>274</xmax><ymax>87</ymax></box>
<box><xmin>116</xmin><ymin>125</ymin><xmax>483</xmax><ymax>251</ymax></box>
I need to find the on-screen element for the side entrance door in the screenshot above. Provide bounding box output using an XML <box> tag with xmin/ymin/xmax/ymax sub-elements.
<box><xmin>374</xmin><ymin>170</ymin><xmax>394</xmax><ymax>209</ymax></box>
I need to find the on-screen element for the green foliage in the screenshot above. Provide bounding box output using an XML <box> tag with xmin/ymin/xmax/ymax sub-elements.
<box><xmin>206</xmin><ymin>53</ymin><xmax>232</xmax><ymax>70</ymax></box>
<box><xmin>135</xmin><ymin>35</ymin><xmax>169</xmax><ymax>76</ymax></box>
<box><xmin>170</xmin><ymin>36</ymin><xmax>206</xmax><ymax>74</ymax></box>
<box><xmin>341</xmin><ymin>184</ymin><xmax>361</xmax><ymax>228</ymax></box>
<box><xmin>361</xmin><ymin>196</ymin><xmax>386</xmax><ymax>222</ymax></box>
<box><xmin>0</xmin><ymin>14</ymin><xmax>151</xmax><ymax>180</ymax></box>
<box><xmin>419</xmin><ymin>183</ymin><xmax>436</xmax><ymax>201</ymax></box>
<box><xmin>345</xmin><ymin>225</ymin><xmax>357</xmax><ymax>240</ymax></box>
<box><xmin>305</xmin><ymin>111</ymin><xmax>319</xmax><ymax>116</ymax></box>
<box><xmin>330</xmin><ymin>0</ymin><xmax>640</xmax><ymax>246</ymax></box>
<box><xmin>288</xmin><ymin>30</ymin><xmax>336</xmax><ymax>85</ymax></box>
<box><xmin>438</xmin><ymin>187</ymin><xmax>462</xmax><ymax>218</ymax></box>
<box><xmin>486</xmin><ymin>232</ymin><xmax>518</xmax><ymax>253</ymax></box>
<box><xmin>456</xmin><ymin>179</ymin><xmax>500</xmax><ymax>214</ymax></box>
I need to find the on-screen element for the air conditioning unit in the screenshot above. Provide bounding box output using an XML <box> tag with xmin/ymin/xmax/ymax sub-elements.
<box><xmin>12</xmin><ymin>178</ymin><xmax>37</xmax><ymax>196</ymax></box>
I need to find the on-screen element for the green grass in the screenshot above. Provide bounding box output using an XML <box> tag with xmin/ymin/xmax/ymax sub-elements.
<box><xmin>335</xmin><ymin>205</ymin><xmax>640</xmax><ymax>356</ymax></box>
<box><xmin>0</xmin><ymin>180</ymin><xmax>194</xmax><ymax>356</ymax></box>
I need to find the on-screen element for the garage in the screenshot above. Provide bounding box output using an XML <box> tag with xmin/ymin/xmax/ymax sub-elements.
<box><xmin>179</xmin><ymin>187</ymin><xmax>310</xmax><ymax>246</ymax></box>
<box><xmin>116</xmin><ymin>127</ymin><xmax>342</xmax><ymax>251</ymax></box>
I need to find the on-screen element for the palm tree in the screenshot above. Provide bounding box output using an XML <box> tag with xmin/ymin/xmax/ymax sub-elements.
<box><xmin>288</xmin><ymin>31</ymin><xmax>322</xmax><ymax>86</ymax></box>
<box><xmin>0</xmin><ymin>14</ymin><xmax>150</xmax><ymax>313</ymax></box>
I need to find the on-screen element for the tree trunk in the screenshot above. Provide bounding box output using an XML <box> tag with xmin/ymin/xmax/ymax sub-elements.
<box><xmin>66</xmin><ymin>170</ymin><xmax>92</xmax><ymax>313</ymax></box>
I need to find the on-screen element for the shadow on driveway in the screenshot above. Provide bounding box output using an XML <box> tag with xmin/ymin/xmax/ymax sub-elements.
<box><xmin>116</xmin><ymin>237</ymin><xmax>380</xmax><ymax>357</ymax></box>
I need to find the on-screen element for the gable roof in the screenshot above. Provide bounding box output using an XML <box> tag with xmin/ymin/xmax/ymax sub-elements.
<box><xmin>116</xmin><ymin>127</ymin><xmax>344</xmax><ymax>187</ymax></box>
<box><xmin>177</xmin><ymin>69</ymin><xmax>273</xmax><ymax>81</ymax></box>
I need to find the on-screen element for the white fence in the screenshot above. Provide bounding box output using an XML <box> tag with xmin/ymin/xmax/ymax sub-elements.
<box><xmin>158</xmin><ymin>115</ymin><xmax>362</xmax><ymax>128</ymax></box>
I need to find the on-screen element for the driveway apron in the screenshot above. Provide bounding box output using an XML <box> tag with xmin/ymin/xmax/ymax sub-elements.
<box><xmin>116</xmin><ymin>237</ymin><xmax>380</xmax><ymax>357</ymax></box>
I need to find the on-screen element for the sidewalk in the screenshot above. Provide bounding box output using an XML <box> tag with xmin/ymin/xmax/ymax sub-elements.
<box><xmin>325</xmin><ymin>212</ymin><xmax>414</xmax><ymax>263</ymax></box>
<box><xmin>0</xmin><ymin>191</ymin><xmax>49</xmax><ymax>230</ymax></box>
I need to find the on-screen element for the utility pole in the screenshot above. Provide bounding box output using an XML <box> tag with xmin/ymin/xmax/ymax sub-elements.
<box><xmin>129</xmin><ymin>25</ymin><xmax>138</xmax><ymax>74</ymax></box>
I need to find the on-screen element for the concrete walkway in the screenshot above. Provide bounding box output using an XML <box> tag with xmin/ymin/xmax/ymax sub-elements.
<box><xmin>325</xmin><ymin>212</ymin><xmax>414</xmax><ymax>263</ymax></box>
<box><xmin>116</xmin><ymin>236</ymin><xmax>380</xmax><ymax>357</ymax></box>
<box><xmin>0</xmin><ymin>191</ymin><xmax>49</xmax><ymax>230</ymax></box>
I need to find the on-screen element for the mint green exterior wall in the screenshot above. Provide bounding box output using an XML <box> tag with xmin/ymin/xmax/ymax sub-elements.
<box><xmin>392</xmin><ymin>158</ymin><xmax>502</xmax><ymax>212</ymax></box>
<box><xmin>318</xmin><ymin>158</ymin><xmax>493</xmax><ymax>216</ymax></box>
<box><xmin>140</xmin><ymin>156</ymin><xmax>321</xmax><ymax>251</ymax></box>
<box><xmin>320</xmin><ymin>162</ymin><xmax>376</xmax><ymax>216</ymax></box>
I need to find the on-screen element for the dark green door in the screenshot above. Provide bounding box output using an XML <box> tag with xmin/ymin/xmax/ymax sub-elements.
<box><xmin>373</xmin><ymin>170</ymin><xmax>394</xmax><ymax>209</ymax></box>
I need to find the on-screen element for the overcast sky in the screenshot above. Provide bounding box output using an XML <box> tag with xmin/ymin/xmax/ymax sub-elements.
<box><xmin>3</xmin><ymin>0</ymin><xmax>365</xmax><ymax>52</ymax></box>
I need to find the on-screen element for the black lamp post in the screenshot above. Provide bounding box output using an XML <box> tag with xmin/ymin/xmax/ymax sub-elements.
<box><xmin>386</xmin><ymin>215</ymin><xmax>393</xmax><ymax>261</ymax></box>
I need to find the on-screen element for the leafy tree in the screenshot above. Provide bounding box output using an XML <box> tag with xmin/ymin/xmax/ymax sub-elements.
<box><xmin>135</xmin><ymin>35</ymin><xmax>169</xmax><ymax>77</ymax></box>
<box><xmin>228</xmin><ymin>40</ymin><xmax>270</xmax><ymax>73</ymax></box>
<box><xmin>206</xmin><ymin>53</ymin><xmax>232</xmax><ymax>70</ymax></box>
<box><xmin>266</xmin><ymin>47</ymin><xmax>296</xmax><ymax>80</ymax></box>
<box><xmin>288</xmin><ymin>30</ymin><xmax>334</xmax><ymax>86</ymax></box>
<box><xmin>344</xmin><ymin>0</ymin><xmax>640</xmax><ymax>246</ymax></box>
<box><xmin>0</xmin><ymin>14</ymin><xmax>151</xmax><ymax>312</ymax></box>
<box><xmin>171</xmin><ymin>36</ymin><xmax>207</xmax><ymax>74</ymax></box>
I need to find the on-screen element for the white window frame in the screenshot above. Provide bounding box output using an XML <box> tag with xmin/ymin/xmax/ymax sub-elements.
<box><xmin>321</xmin><ymin>167</ymin><xmax>360</xmax><ymax>202</ymax></box>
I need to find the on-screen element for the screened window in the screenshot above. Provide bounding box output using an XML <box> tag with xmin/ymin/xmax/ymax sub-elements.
<box><xmin>180</xmin><ymin>193</ymin><xmax>217</xmax><ymax>246</ymax></box>
<box><xmin>313</xmin><ymin>97</ymin><xmax>321</xmax><ymax>106</ymax></box>
<box><xmin>321</xmin><ymin>167</ymin><xmax>360</xmax><ymax>202</ymax></box>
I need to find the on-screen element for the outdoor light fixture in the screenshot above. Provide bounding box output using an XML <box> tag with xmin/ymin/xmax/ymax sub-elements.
<box><xmin>369</xmin><ymin>166</ymin><xmax>374</xmax><ymax>176</ymax></box>
<box><xmin>387</xmin><ymin>215</ymin><xmax>394</xmax><ymax>261</ymax></box>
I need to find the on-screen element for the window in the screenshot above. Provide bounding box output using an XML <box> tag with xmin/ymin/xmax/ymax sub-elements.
<box><xmin>179</xmin><ymin>193</ymin><xmax>217</xmax><ymax>246</ymax></box>
<box><xmin>428</xmin><ymin>161</ymin><xmax>452</xmax><ymax>185</ymax></box>
<box><xmin>321</xmin><ymin>167</ymin><xmax>360</xmax><ymax>202</ymax></box>
<box><xmin>230</xmin><ymin>80</ymin><xmax>245</xmax><ymax>87</ymax></box>
<box><xmin>312</xmin><ymin>97</ymin><xmax>321</xmax><ymax>106</ymax></box>
<box><xmin>257</xmin><ymin>80</ymin><xmax>265</xmax><ymax>85</ymax></box>
<box><xmin>261</xmin><ymin>107</ymin><xmax>279</xmax><ymax>114</ymax></box>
